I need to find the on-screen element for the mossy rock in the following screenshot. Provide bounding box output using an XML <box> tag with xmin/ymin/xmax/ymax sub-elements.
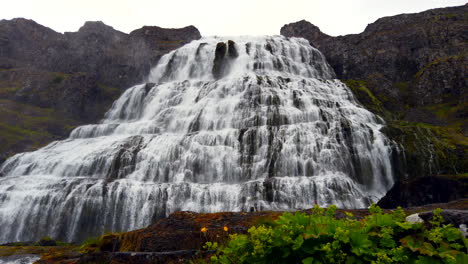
<box><xmin>382</xmin><ymin>121</ymin><xmax>467</xmax><ymax>178</ymax></box>
<box><xmin>79</xmin><ymin>233</ymin><xmax>122</xmax><ymax>254</ymax></box>
<box><xmin>342</xmin><ymin>79</ymin><xmax>391</xmax><ymax>119</ymax></box>
<box><xmin>343</xmin><ymin>78</ymin><xmax>466</xmax><ymax>179</ymax></box>
<box><xmin>38</xmin><ymin>236</ymin><xmax>57</xmax><ymax>247</ymax></box>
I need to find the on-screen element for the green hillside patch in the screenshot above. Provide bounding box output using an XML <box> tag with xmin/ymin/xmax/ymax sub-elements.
<box><xmin>415</xmin><ymin>54</ymin><xmax>466</xmax><ymax>79</ymax></box>
<box><xmin>0</xmin><ymin>99</ymin><xmax>78</xmax><ymax>160</ymax></box>
<box><xmin>0</xmin><ymin>86</ymin><xmax>21</xmax><ymax>97</ymax></box>
<box><xmin>342</xmin><ymin>79</ymin><xmax>390</xmax><ymax>118</ymax></box>
<box><xmin>343</xmin><ymin>76</ymin><xmax>467</xmax><ymax>177</ymax></box>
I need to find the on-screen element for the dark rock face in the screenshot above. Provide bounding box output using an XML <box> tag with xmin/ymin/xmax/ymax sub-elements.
<box><xmin>1</xmin><ymin>19</ymin><xmax>201</xmax><ymax>89</ymax></box>
<box><xmin>377</xmin><ymin>176</ymin><xmax>468</xmax><ymax>208</ymax></box>
<box><xmin>0</xmin><ymin>18</ymin><xmax>201</xmax><ymax>162</ymax></box>
<box><xmin>212</xmin><ymin>40</ymin><xmax>238</xmax><ymax>79</ymax></box>
<box><xmin>281</xmin><ymin>5</ymin><xmax>467</xmax><ymax>109</ymax></box>
<box><xmin>281</xmin><ymin>4</ymin><xmax>467</xmax><ymax>181</ymax></box>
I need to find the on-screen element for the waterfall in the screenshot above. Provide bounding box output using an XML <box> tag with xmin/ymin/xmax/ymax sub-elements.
<box><xmin>0</xmin><ymin>36</ymin><xmax>395</xmax><ymax>243</ymax></box>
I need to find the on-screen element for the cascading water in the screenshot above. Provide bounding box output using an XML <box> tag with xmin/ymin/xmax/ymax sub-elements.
<box><xmin>0</xmin><ymin>36</ymin><xmax>395</xmax><ymax>243</ymax></box>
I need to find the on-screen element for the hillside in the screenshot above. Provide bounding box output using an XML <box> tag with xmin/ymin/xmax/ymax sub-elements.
<box><xmin>0</xmin><ymin>18</ymin><xmax>201</xmax><ymax>163</ymax></box>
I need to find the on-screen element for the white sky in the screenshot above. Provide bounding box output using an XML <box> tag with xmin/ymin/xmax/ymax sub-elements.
<box><xmin>1</xmin><ymin>0</ymin><xmax>466</xmax><ymax>36</ymax></box>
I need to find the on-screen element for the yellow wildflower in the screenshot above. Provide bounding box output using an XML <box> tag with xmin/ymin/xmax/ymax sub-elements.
<box><xmin>223</xmin><ymin>226</ymin><xmax>229</xmax><ymax>232</ymax></box>
<box><xmin>201</xmin><ymin>227</ymin><xmax>208</xmax><ymax>233</ymax></box>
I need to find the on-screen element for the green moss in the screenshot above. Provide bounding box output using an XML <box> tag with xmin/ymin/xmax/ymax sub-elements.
<box><xmin>0</xmin><ymin>86</ymin><xmax>21</xmax><ymax>97</ymax></box>
<box><xmin>79</xmin><ymin>237</ymin><xmax>101</xmax><ymax>254</ymax></box>
<box><xmin>51</xmin><ymin>76</ymin><xmax>63</xmax><ymax>84</ymax></box>
<box><xmin>342</xmin><ymin>79</ymin><xmax>391</xmax><ymax>118</ymax></box>
<box><xmin>425</xmin><ymin>101</ymin><xmax>468</xmax><ymax>121</ymax></box>
<box><xmin>0</xmin><ymin>99</ymin><xmax>79</xmax><ymax>158</ymax></box>
<box><xmin>79</xmin><ymin>233</ymin><xmax>122</xmax><ymax>254</ymax></box>
<box><xmin>415</xmin><ymin>53</ymin><xmax>466</xmax><ymax>78</ymax></box>
<box><xmin>119</xmin><ymin>232</ymin><xmax>140</xmax><ymax>252</ymax></box>
<box><xmin>0</xmin><ymin>123</ymin><xmax>50</xmax><ymax>148</ymax></box>
<box><xmin>0</xmin><ymin>245</ymin><xmax>77</xmax><ymax>257</ymax></box>
<box><xmin>384</xmin><ymin>120</ymin><xmax>467</xmax><ymax>178</ymax></box>
<box><xmin>342</xmin><ymin>77</ymin><xmax>467</xmax><ymax>177</ymax></box>
<box><xmin>431</xmin><ymin>13</ymin><xmax>465</xmax><ymax>21</ymax></box>
<box><xmin>51</xmin><ymin>72</ymin><xmax>70</xmax><ymax>83</ymax></box>
<box><xmin>98</xmin><ymin>83</ymin><xmax>121</xmax><ymax>100</ymax></box>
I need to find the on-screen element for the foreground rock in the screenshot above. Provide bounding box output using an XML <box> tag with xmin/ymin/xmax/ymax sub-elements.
<box><xmin>378</xmin><ymin>175</ymin><xmax>468</xmax><ymax>208</ymax></box>
<box><xmin>0</xmin><ymin>19</ymin><xmax>201</xmax><ymax>163</ymax></box>
<box><xmin>281</xmin><ymin>4</ymin><xmax>467</xmax><ymax>182</ymax></box>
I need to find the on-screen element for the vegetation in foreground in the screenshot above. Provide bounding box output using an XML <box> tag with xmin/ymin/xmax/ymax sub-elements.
<box><xmin>205</xmin><ymin>205</ymin><xmax>467</xmax><ymax>264</ymax></box>
<box><xmin>2</xmin><ymin>205</ymin><xmax>467</xmax><ymax>264</ymax></box>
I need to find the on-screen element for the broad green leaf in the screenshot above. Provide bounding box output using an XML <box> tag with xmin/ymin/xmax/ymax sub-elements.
<box><xmin>443</xmin><ymin>226</ymin><xmax>463</xmax><ymax>242</ymax></box>
<box><xmin>396</xmin><ymin>221</ymin><xmax>414</xmax><ymax>230</ymax></box>
<box><xmin>293</xmin><ymin>235</ymin><xmax>304</xmax><ymax>250</ymax></box>
<box><xmin>455</xmin><ymin>252</ymin><xmax>468</xmax><ymax>264</ymax></box>
<box><xmin>401</xmin><ymin>235</ymin><xmax>423</xmax><ymax>252</ymax></box>
<box><xmin>350</xmin><ymin>232</ymin><xmax>372</xmax><ymax>256</ymax></box>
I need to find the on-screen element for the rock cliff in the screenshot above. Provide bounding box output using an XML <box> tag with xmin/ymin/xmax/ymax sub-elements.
<box><xmin>281</xmin><ymin>4</ymin><xmax>467</xmax><ymax>182</ymax></box>
<box><xmin>0</xmin><ymin>18</ymin><xmax>201</xmax><ymax>163</ymax></box>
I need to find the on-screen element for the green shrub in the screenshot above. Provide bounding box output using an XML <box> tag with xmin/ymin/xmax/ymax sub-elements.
<box><xmin>207</xmin><ymin>205</ymin><xmax>467</xmax><ymax>264</ymax></box>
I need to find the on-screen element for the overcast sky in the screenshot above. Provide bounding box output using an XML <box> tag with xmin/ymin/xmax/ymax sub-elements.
<box><xmin>1</xmin><ymin>0</ymin><xmax>466</xmax><ymax>36</ymax></box>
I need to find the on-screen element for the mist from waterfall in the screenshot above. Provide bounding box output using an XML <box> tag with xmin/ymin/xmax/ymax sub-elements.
<box><xmin>0</xmin><ymin>36</ymin><xmax>395</xmax><ymax>243</ymax></box>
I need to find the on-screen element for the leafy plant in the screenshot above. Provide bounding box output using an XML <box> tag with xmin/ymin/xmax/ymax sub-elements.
<box><xmin>207</xmin><ymin>205</ymin><xmax>467</xmax><ymax>263</ymax></box>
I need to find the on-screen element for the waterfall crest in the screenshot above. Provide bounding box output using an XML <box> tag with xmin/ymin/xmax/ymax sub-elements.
<box><xmin>0</xmin><ymin>36</ymin><xmax>395</xmax><ymax>242</ymax></box>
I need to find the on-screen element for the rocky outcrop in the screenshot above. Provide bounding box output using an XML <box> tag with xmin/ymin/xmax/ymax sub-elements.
<box><xmin>1</xmin><ymin>19</ymin><xmax>200</xmax><ymax>88</ymax></box>
<box><xmin>281</xmin><ymin>4</ymin><xmax>467</xmax><ymax>181</ymax></box>
<box><xmin>377</xmin><ymin>175</ymin><xmax>468</xmax><ymax>208</ymax></box>
<box><xmin>0</xmin><ymin>18</ymin><xmax>201</xmax><ymax>163</ymax></box>
<box><xmin>212</xmin><ymin>40</ymin><xmax>238</xmax><ymax>79</ymax></box>
<box><xmin>281</xmin><ymin>6</ymin><xmax>467</xmax><ymax>108</ymax></box>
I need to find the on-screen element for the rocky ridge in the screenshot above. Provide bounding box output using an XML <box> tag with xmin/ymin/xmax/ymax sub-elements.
<box><xmin>0</xmin><ymin>18</ymin><xmax>201</xmax><ymax>163</ymax></box>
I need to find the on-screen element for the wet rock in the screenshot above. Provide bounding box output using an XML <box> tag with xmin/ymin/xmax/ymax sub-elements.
<box><xmin>419</xmin><ymin>209</ymin><xmax>468</xmax><ymax>227</ymax></box>
<box><xmin>405</xmin><ymin>214</ymin><xmax>424</xmax><ymax>224</ymax></box>
<box><xmin>212</xmin><ymin>42</ymin><xmax>227</xmax><ymax>79</ymax></box>
<box><xmin>227</xmin><ymin>40</ymin><xmax>238</xmax><ymax>58</ymax></box>
<box><xmin>107</xmin><ymin>136</ymin><xmax>144</xmax><ymax>180</ymax></box>
<box><xmin>144</xmin><ymin>83</ymin><xmax>156</xmax><ymax>93</ymax></box>
<box><xmin>212</xmin><ymin>40</ymin><xmax>239</xmax><ymax>79</ymax></box>
<box><xmin>377</xmin><ymin>176</ymin><xmax>468</xmax><ymax>208</ymax></box>
<box><xmin>405</xmin><ymin>210</ymin><xmax>468</xmax><ymax>236</ymax></box>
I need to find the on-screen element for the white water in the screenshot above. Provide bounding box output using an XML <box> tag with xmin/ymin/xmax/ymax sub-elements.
<box><xmin>0</xmin><ymin>255</ymin><xmax>39</xmax><ymax>264</ymax></box>
<box><xmin>0</xmin><ymin>36</ymin><xmax>395</xmax><ymax>243</ymax></box>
